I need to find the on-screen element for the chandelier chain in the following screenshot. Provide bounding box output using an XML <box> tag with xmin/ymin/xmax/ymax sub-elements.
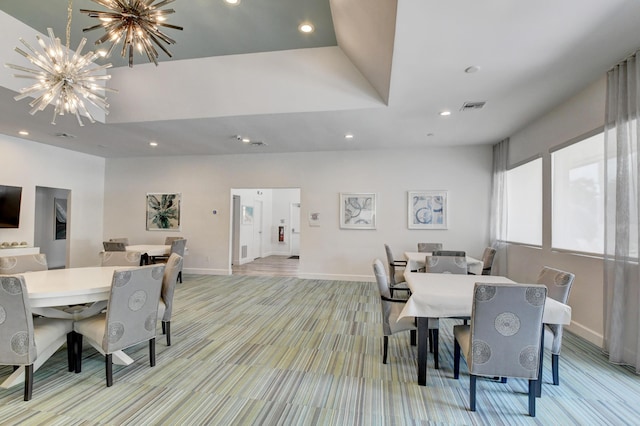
<box><xmin>66</xmin><ymin>0</ymin><xmax>72</xmax><ymax>50</ymax></box>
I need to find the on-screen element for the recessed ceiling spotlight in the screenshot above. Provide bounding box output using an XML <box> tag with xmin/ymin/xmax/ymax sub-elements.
<box><xmin>225</xmin><ymin>0</ymin><xmax>240</xmax><ymax>5</ymax></box>
<box><xmin>18</xmin><ymin>130</ymin><xmax>29</xmax><ymax>136</ymax></box>
<box><xmin>439</xmin><ymin>111</ymin><xmax>451</xmax><ymax>116</ymax></box>
<box><xmin>149</xmin><ymin>141</ymin><xmax>158</xmax><ymax>147</ymax></box>
<box><xmin>299</xmin><ymin>23</ymin><xmax>314</xmax><ymax>33</ymax></box>
<box><xmin>465</xmin><ymin>65</ymin><xmax>481</xmax><ymax>74</ymax></box>
<box><xmin>242</xmin><ymin>138</ymin><xmax>251</xmax><ymax>143</ymax></box>
<box><xmin>345</xmin><ymin>133</ymin><xmax>354</xmax><ymax>139</ymax></box>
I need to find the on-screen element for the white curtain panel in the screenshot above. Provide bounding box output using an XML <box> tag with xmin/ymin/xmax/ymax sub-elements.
<box><xmin>603</xmin><ymin>52</ymin><xmax>640</xmax><ymax>373</ymax></box>
<box><xmin>489</xmin><ymin>138</ymin><xmax>509</xmax><ymax>276</ymax></box>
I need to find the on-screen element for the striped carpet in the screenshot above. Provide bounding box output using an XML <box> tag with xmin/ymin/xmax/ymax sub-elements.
<box><xmin>0</xmin><ymin>274</ymin><xmax>639</xmax><ymax>425</ymax></box>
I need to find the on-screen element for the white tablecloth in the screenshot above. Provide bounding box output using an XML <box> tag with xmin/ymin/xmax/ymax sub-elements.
<box><xmin>404</xmin><ymin>251</ymin><xmax>485</xmax><ymax>275</ymax></box>
<box><xmin>399</xmin><ymin>272</ymin><xmax>572</xmax><ymax>325</ymax></box>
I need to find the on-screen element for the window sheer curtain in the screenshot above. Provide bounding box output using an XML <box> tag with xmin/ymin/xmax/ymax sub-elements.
<box><xmin>489</xmin><ymin>139</ymin><xmax>509</xmax><ymax>276</ymax></box>
<box><xmin>603</xmin><ymin>52</ymin><xmax>640</xmax><ymax>373</ymax></box>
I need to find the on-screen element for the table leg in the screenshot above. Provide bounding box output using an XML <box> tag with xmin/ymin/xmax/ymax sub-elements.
<box><xmin>537</xmin><ymin>326</ymin><xmax>544</xmax><ymax>397</ymax></box>
<box><xmin>417</xmin><ymin>317</ymin><xmax>429</xmax><ymax>386</ymax></box>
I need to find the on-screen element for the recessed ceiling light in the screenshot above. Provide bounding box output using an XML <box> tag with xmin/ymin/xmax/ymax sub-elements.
<box><xmin>345</xmin><ymin>133</ymin><xmax>354</xmax><ymax>139</ymax></box>
<box><xmin>149</xmin><ymin>141</ymin><xmax>158</xmax><ymax>147</ymax></box>
<box><xmin>439</xmin><ymin>111</ymin><xmax>451</xmax><ymax>116</ymax></box>
<box><xmin>242</xmin><ymin>138</ymin><xmax>251</xmax><ymax>143</ymax></box>
<box><xmin>225</xmin><ymin>0</ymin><xmax>240</xmax><ymax>4</ymax></box>
<box><xmin>299</xmin><ymin>23</ymin><xmax>314</xmax><ymax>33</ymax></box>
<box><xmin>18</xmin><ymin>130</ymin><xmax>29</xmax><ymax>136</ymax></box>
<box><xmin>465</xmin><ymin>65</ymin><xmax>481</xmax><ymax>74</ymax></box>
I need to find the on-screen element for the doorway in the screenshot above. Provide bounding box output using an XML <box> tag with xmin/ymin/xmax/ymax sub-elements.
<box><xmin>34</xmin><ymin>186</ymin><xmax>70</xmax><ymax>269</ymax></box>
<box><xmin>290</xmin><ymin>202</ymin><xmax>300</xmax><ymax>258</ymax></box>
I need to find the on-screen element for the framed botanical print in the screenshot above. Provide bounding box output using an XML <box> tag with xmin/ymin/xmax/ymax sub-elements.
<box><xmin>146</xmin><ymin>193</ymin><xmax>181</xmax><ymax>231</ymax></box>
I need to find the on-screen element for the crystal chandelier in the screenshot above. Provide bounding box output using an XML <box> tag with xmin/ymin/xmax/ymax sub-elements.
<box><xmin>5</xmin><ymin>0</ymin><xmax>115</xmax><ymax>126</ymax></box>
<box><xmin>80</xmin><ymin>0</ymin><xmax>183</xmax><ymax>67</ymax></box>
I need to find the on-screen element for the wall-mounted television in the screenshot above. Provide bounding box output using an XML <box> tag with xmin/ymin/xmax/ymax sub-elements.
<box><xmin>0</xmin><ymin>185</ymin><xmax>23</xmax><ymax>228</ymax></box>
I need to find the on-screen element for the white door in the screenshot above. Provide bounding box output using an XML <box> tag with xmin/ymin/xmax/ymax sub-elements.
<box><xmin>290</xmin><ymin>203</ymin><xmax>300</xmax><ymax>256</ymax></box>
<box><xmin>253</xmin><ymin>200</ymin><xmax>263</xmax><ymax>259</ymax></box>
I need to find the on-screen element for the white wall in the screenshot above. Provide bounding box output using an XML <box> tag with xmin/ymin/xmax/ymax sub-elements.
<box><xmin>103</xmin><ymin>146</ymin><xmax>492</xmax><ymax>279</ymax></box>
<box><xmin>0</xmin><ymin>134</ymin><xmax>106</xmax><ymax>267</ymax></box>
<box><xmin>507</xmin><ymin>77</ymin><xmax>607</xmax><ymax>346</ymax></box>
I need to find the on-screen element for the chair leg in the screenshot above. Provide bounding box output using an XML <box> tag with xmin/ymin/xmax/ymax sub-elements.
<box><xmin>453</xmin><ymin>339</ymin><xmax>460</xmax><ymax>379</ymax></box>
<box><xmin>178</xmin><ymin>271</ymin><xmax>182</xmax><ymax>283</ymax></box>
<box><xmin>410</xmin><ymin>329</ymin><xmax>416</xmax><ymax>346</ymax></box>
<box><xmin>428</xmin><ymin>329</ymin><xmax>434</xmax><ymax>353</ymax></box>
<box><xmin>24</xmin><ymin>364</ymin><xmax>33</xmax><ymax>401</ymax></box>
<box><xmin>161</xmin><ymin>321</ymin><xmax>166</xmax><ymax>335</ymax></box>
<box><xmin>162</xmin><ymin>321</ymin><xmax>171</xmax><ymax>346</ymax></box>
<box><xmin>552</xmin><ymin>354</ymin><xmax>560</xmax><ymax>385</ymax></box>
<box><xmin>106</xmin><ymin>354</ymin><xmax>113</xmax><ymax>387</ymax></box>
<box><xmin>528</xmin><ymin>379</ymin><xmax>537</xmax><ymax>416</ymax></box>
<box><xmin>150</xmin><ymin>338</ymin><xmax>156</xmax><ymax>367</ymax></box>
<box><xmin>383</xmin><ymin>336</ymin><xmax>389</xmax><ymax>364</ymax></box>
<box><xmin>433</xmin><ymin>329</ymin><xmax>439</xmax><ymax>370</ymax></box>
<box><xmin>66</xmin><ymin>332</ymin><xmax>74</xmax><ymax>372</ymax></box>
<box><xmin>74</xmin><ymin>334</ymin><xmax>83</xmax><ymax>373</ymax></box>
<box><xmin>389</xmin><ymin>288</ymin><xmax>394</xmax><ymax>298</ymax></box>
<box><xmin>469</xmin><ymin>375</ymin><xmax>477</xmax><ymax>411</ymax></box>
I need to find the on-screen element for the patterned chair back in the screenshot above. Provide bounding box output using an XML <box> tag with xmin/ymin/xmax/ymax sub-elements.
<box><xmin>100</xmin><ymin>251</ymin><xmax>142</xmax><ymax>267</ymax></box>
<box><xmin>102</xmin><ymin>265</ymin><xmax>164</xmax><ymax>353</ymax></box>
<box><xmin>0</xmin><ymin>254</ymin><xmax>48</xmax><ymax>274</ymax></box>
<box><xmin>426</xmin><ymin>254</ymin><xmax>467</xmax><ymax>274</ymax></box>
<box><xmin>160</xmin><ymin>254</ymin><xmax>183</xmax><ymax>321</ymax></box>
<box><xmin>0</xmin><ymin>276</ymin><xmax>36</xmax><ymax>365</ymax></box>
<box><xmin>417</xmin><ymin>243</ymin><xmax>443</xmax><ymax>253</ymax></box>
<box><xmin>164</xmin><ymin>236</ymin><xmax>184</xmax><ymax>245</ymax></box>
<box><xmin>481</xmin><ymin>247</ymin><xmax>497</xmax><ymax>275</ymax></box>
<box><xmin>109</xmin><ymin>238</ymin><xmax>130</xmax><ymax>245</ymax></box>
<box><xmin>536</xmin><ymin>266</ymin><xmax>575</xmax><ymax>354</ymax></box>
<box><xmin>169</xmin><ymin>239</ymin><xmax>187</xmax><ymax>257</ymax></box>
<box><xmin>373</xmin><ymin>259</ymin><xmax>393</xmax><ymax>335</ymax></box>
<box><xmin>467</xmin><ymin>283</ymin><xmax>547</xmax><ymax>379</ymax></box>
<box><xmin>103</xmin><ymin>241</ymin><xmax>126</xmax><ymax>252</ymax></box>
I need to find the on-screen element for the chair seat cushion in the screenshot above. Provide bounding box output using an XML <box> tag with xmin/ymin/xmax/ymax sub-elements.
<box><xmin>33</xmin><ymin>317</ymin><xmax>73</xmax><ymax>351</ymax></box>
<box><xmin>74</xmin><ymin>313</ymin><xmax>107</xmax><ymax>347</ymax></box>
<box><xmin>454</xmin><ymin>324</ymin><xmax>471</xmax><ymax>360</ymax></box>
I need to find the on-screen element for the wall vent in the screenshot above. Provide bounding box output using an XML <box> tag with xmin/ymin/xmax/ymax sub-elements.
<box><xmin>241</xmin><ymin>245</ymin><xmax>248</xmax><ymax>258</ymax></box>
<box><xmin>460</xmin><ymin>101</ymin><xmax>486</xmax><ymax>111</ymax></box>
<box><xmin>55</xmin><ymin>132</ymin><xmax>76</xmax><ymax>138</ymax></box>
<box><xmin>250</xmin><ymin>141</ymin><xmax>267</xmax><ymax>147</ymax></box>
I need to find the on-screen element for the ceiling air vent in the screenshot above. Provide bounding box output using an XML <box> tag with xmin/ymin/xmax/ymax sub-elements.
<box><xmin>460</xmin><ymin>101</ymin><xmax>486</xmax><ymax>111</ymax></box>
<box><xmin>250</xmin><ymin>141</ymin><xmax>267</xmax><ymax>147</ymax></box>
<box><xmin>54</xmin><ymin>132</ymin><xmax>76</xmax><ymax>139</ymax></box>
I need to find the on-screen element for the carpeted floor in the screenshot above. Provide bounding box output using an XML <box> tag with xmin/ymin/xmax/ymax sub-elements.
<box><xmin>0</xmin><ymin>274</ymin><xmax>639</xmax><ymax>425</ymax></box>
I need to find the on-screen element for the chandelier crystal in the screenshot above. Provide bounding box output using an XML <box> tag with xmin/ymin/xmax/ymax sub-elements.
<box><xmin>80</xmin><ymin>0</ymin><xmax>184</xmax><ymax>67</ymax></box>
<box><xmin>5</xmin><ymin>0</ymin><xmax>115</xmax><ymax>126</ymax></box>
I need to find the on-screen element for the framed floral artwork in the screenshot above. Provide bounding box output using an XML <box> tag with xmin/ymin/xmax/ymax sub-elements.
<box><xmin>408</xmin><ymin>190</ymin><xmax>447</xmax><ymax>229</ymax></box>
<box><xmin>146</xmin><ymin>193</ymin><xmax>181</xmax><ymax>231</ymax></box>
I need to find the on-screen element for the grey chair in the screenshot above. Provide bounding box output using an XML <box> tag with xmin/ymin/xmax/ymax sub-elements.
<box><xmin>109</xmin><ymin>238</ymin><xmax>130</xmax><ymax>245</ymax></box>
<box><xmin>0</xmin><ymin>253</ymin><xmax>48</xmax><ymax>274</ymax></box>
<box><xmin>426</xmin><ymin>252</ymin><xmax>467</xmax><ymax>274</ymax></box>
<box><xmin>0</xmin><ymin>275</ymin><xmax>74</xmax><ymax>401</ymax></box>
<box><xmin>383</xmin><ymin>244</ymin><xmax>410</xmax><ymax>298</ymax></box>
<box><xmin>157</xmin><ymin>254</ymin><xmax>183</xmax><ymax>346</ymax></box>
<box><xmin>100</xmin><ymin>251</ymin><xmax>142</xmax><ymax>267</ymax></box>
<box><xmin>480</xmin><ymin>247</ymin><xmax>497</xmax><ymax>275</ymax></box>
<box><xmin>154</xmin><ymin>239</ymin><xmax>187</xmax><ymax>283</ymax></box>
<box><xmin>372</xmin><ymin>259</ymin><xmax>417</xmax><ymax>364</ymax></box>
<box><xmin>417</xmin><ymin>242</ymin><xmax>443</xmax><ymax>252</ymax></box>
<box><xmin>103</xmin><ymin>241</ymin><xmax>126</xmax><ymax>252</ymax></box>
<box><xmin>453</xmin><ymin>283</ymin><xmax>547</xmax><ymax>417</ymax></box>
<box><xmin>164</xmin><ymin>236</ymin><xmax>184</xmax><ymax>245</ymax></box>
<box><xmin>537</xmin><ymin>266</ymin><xmax>575</xmax><ymax>385</ymax></box>
<box><xmin>73</xmin><ymin>265</ymin><xmax>165</xmax><ymax>387</ymax></box>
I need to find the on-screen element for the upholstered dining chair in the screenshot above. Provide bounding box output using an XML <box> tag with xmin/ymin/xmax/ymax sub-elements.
<box><xmin>109</xmin><ymin>237</ymin><xmax>130</xmax><ymax>245</ymax></box>
<box><xmin>100</xmin><ymin>251</ymin><xmax>142</xmax><ymax>267</ymax></box>
<box><xmin>383</xmin><ymin>244</ymin><xmax>410</xmax><ymax>298</ymax></box>
<box><xmin>453</xmin><ymin>283</ymin><xmax>547</xmax><ymax>417</ymax></box>
<box><xmin>73</xmin><ymin>264</ymin><xmax>165</xmax><ymax>387</ymax></box>
<box><xmin>417</xmin><ymin>242</ymin><xmax>443</xmax><ymax>252</ymax></box>
<box><xmin>156</xmin><ymin>254</ymin><xmax>183</xmax><ymax>346</ymax></box>
<box><xmin>426</xmin><ymin>252</ymin><xmax>467</xmax><ymax>274</ymax></box>
<box><xmin>0</xmin><ymin>275</ymin><xmax>74</xmax><ymax>401</ymax></box>
<box><xmin>372</xmin><ymin>259</ymin><xmax>417</xmax><ymax>364</ymax></box>
<box><xmin>154</xmin><ymin>239</ymin><xmax>187</xmax><ymax>283</ymax></box>
<box><xmin>537</xmin><ymin>266</ymin><xmax>575</xmax><ymax>385</ymax></box>
<box><xmin>102</xmin><ymin>241</ymin><xmax>126</xmax><ymax>252</ymax></box>
<box><xmin>164</xmin><ymin>236</ymin><xmax>184</xmax><ymax>245</ymax></box>
<box><xmin>480</xmin><ymin>247</ymin><xmax>497</xmax><ymax>275</ymax></box>
<box><xmin>0</xmin><ymin>253</ymin><xmax>48</xmax><ymax>274</ymax></box>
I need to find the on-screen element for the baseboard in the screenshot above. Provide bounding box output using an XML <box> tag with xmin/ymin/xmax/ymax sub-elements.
<box><xmin>298</xmin><ymin>272</ymin><xmax>373</xmax><ymax>282</ymax></box>
<box><xmin>184</xmin><ymin>267</ymin><xmax>231</xmax><ymax>276</ymax></box>
<box><xmin>567</xmin><ymin>321</ymin><xmax>603</xmax><ymax>348</ymax></box>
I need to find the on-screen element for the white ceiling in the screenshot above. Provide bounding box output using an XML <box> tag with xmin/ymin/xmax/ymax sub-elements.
<box><xmin>1</xmin><ymin>0</ymin><xmax>640</xmax><ymax>158</ymax></box>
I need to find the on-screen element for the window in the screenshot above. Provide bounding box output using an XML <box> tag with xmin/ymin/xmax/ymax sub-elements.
<box><xmin>552</xmin><ymin>132</ymin><xmax>605</xmax><ymax>254</ymax></box>
<box><xmin>506</xmin><ymin>158</ymin><xmax>542</xmax><ymax>245</ymax></box>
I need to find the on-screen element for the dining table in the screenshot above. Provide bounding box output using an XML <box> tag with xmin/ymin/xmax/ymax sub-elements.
<box><xmin>399</xmin><ymin>271</ymin><xmax>572</xmax><ymax>391</ymax></box>
<box><xmin>404</xmin><ymin>251</ymin><xmax>484</xmax><ymax>275</ymax></box>
<box><xmin>126</xmin><ymin>244</ymin><xmax>170</xmax><ymax>264</ymax></box>
<box><xmin>0</xmin><ymin>266</ymin><xmax>140</xmax><ymax>389</ymax></box>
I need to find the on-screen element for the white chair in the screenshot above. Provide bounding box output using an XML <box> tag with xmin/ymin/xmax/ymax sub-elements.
<box><xmin>417</xmin><ymin>242</ymin><xmax>443</xmax><ymax>252</ymax></box>
<box><xmin>100</xmin><ymin>251</ymin><xmax>142</xmax><ymax>267</ymax></box>
<box><xmin>0</xmin><ymin>275</ymin><xmax>73</xmax><ymax>401</ymax></box>
<box><xmin>73</xmin><ymin>265</ymin><xmax>165</xmax><ymax>387</ymax></box>
<box><xmin>383</xmin><ymin>244</ymin><xmax>410</xmax><ymax>298</ymax></box>
<box><xmin>0</xmin><ymin>254</ymin><xmax>48</xmax><ymax>274</ymax></box>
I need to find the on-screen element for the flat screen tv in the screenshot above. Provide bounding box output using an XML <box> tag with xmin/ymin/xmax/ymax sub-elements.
<box><xmin>0</xmin><ymin>185</ymin><xmax>22</xmax><ymax>228</ymax></box>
